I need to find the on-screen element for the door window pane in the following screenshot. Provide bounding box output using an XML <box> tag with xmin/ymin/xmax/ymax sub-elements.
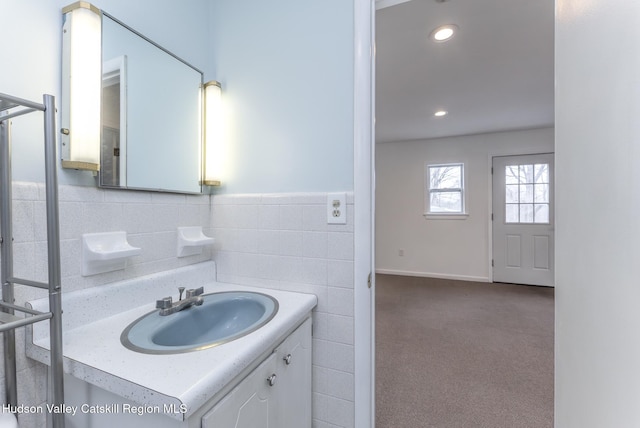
<box><xmin>506</xmin><ymin>185</ymin><xmax>519</xmax><ymax>203</ymax></box>
<box><xmin>520</xmin><ymin>164</ymin><xmax>534</xmax><ymax>183</ymax></box>
<box><xmin>519</xmin><ymin>184</ymin><xmax>534</xmax><ymax>203</ymax></box>
<box><xmin>520</xmin><ymin>204</ymin><xmax>534</xmax><ymax>223</ymax></box>
<box><xmin>504</xmin><ymin>162</ymin><xmax>550</xmax><ymax>224</ymax></box>
<box><xmin>534</xmin><ymin>164</ymin><xmax>549</xmax><ymax>184</ymax></box>
<box><xmin>506</xmin><ymin>204</ymin><xmax>519</xmax><ymax>223</ymax></box>
<box><xmin>535</xmin><ymin>184</ymin><xmax>549</xmax><ymax>203</ymax></box>
<box><xmin>505</xmin><ymin>166</ymin><xmax>519</xmax><ymax>184</ymax></box>
<box><xmin>534</xmin><ymin>204</ymin><xmax>549</xmax><ymax>223</ymax></box>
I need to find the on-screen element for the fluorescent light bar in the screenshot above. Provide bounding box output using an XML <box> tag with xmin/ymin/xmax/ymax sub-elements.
<box><xmin>61</xmin><ymin>2</ymin><xmax>102</xmax><ymax>171</ymax></box>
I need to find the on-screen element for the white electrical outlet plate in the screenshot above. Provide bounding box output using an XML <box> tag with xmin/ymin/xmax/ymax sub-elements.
<box><xmin>327</xmin><ymin>192</ymin><xmax>347</xmax><ymax>224</ymax></box>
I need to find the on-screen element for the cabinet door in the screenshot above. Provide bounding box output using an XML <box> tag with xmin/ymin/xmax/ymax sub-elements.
<box><xmin>272</xmin><ymin>318</ymin><xmax>312</xmax><ymax>427</ymax></box>
<box><xmin>202</xmin><ymin>353</ymin><xmax>277</xmax><ymax>428</ymax></box>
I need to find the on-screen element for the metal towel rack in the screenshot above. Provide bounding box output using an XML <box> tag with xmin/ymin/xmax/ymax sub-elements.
<box><xmin>0</xmin><ymin>92</ymin><xmax>65</xmax><ymax>428</ymax></box>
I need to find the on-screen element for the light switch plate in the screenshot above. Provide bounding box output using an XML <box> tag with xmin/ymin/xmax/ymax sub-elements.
<box><xmin>327</xmin><ymin>193</ymin><xmax>347</xmax><ymax>224</ymax></box>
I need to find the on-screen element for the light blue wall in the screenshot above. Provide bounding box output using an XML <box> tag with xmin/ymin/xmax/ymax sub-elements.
<box><xmin>208</xmin><ymin>0</ymin><xmax>355</xmax><ymax>193</ymax></box>
<box><xmin>0</xmin><ymin>0</ymin><xmax>209</xmax><ymax>185</ymax></box>
<box><xmin>1</xmin><ymin>0</ymin><xmax>355</xmax><ymax>193</ymax></box>
<box><xmin>1</xmin><ymin>1</ymin><xmax>63</xmax><ymax>184</ymax></box>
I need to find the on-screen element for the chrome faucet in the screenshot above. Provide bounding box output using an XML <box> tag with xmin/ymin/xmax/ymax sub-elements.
<box><xmin>156</xmin><ymin>286</ymin><xmax>204</xmax><ymax>316</ymax></box>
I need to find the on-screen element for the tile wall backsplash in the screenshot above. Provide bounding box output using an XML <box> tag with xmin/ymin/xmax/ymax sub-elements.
<box><xmin>0</xmin><ymin>185</ymin><xmax>355</xmax><ymax>428</ymax></box>
<box><xmin>211</xmin><ymin>193</ymin><xmax>355</xmax><ymax>428</ymax></box>
<box><xmin>0</xmin><ymin>182</ymin><xmax>212</xmax><ymax>427</ymax></box>
<box><xmin>10</xmin><ymin>182</ymin><xmax>212</xmax><ymax>298</ymax></box>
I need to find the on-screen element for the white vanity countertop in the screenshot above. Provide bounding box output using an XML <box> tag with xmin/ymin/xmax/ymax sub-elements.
<box><xmin>26</xmin><ymin>264</ymin><xmax>317</xmax><ymax>421</ymax></box>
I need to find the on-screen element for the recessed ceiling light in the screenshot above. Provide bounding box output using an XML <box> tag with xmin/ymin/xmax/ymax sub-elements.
<box><xmin>434</xmin><ymin>110</ymin><xmax>448</xmax><ymax>117</ymax></box>
<box><xmin>430</xmin><ymin>24</ymin><xmax>458</xmax><ymax>42</ymax></box>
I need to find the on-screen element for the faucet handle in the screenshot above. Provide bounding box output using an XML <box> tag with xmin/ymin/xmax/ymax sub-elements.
<box><xmin>186</xmin><ymin>286</ymin><xmax>204</xmax><ymax>298</ymax></box>
<box><xmin>156</xmin><ymin>297</ymin><xmax>172</xmax><ymax>309</ymax></box>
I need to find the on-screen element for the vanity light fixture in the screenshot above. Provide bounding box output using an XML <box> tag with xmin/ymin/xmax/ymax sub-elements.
<box><xmin>60</xmin><ymin>2</ymin><xmax>102</xmax><ymax>171</ymax></box>
<box><xmin>434</xmin><ymin>110</ymin><xmax>448</xmax><ymax>117</ymax></box>
<box><xmin>430</xmin><ymin>24</ymin><xmax>458</xmax><ymax>42</ymax></box>
<box><xmin>203</xmin><ymin>80</ymin><xmax>224</xmax><ymax>186</ymax></box>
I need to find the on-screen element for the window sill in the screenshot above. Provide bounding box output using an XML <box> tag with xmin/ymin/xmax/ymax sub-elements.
<box><xmin>423</xmin><ymin>213</ymin><xmax>469</xmax><ymax>220</ymax></box>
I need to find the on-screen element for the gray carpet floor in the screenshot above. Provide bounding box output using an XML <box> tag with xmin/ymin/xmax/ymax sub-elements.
<box><xmin>375</xmin><ymin>274</ymin><xmax>554</xmax><ymax>428</ymax></box>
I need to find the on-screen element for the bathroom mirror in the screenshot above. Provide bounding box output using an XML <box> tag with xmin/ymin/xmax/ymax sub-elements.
<box><xmin>99</xmin><ymin>12</ymin><xmax>203</xmax><ymax>193</ymax></box>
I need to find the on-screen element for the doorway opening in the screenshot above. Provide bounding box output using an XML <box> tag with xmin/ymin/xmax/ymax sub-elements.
<box><xmin>373</xmin><ymin>0</ymin><xmax>555</xmax><ymax>425</ymax></box>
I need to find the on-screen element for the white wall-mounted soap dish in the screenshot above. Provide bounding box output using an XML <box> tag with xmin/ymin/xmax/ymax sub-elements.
<box><xmin>177</xmin><ymin>226</ymin><xmax>215</xmax><ymax>257</ymax></box>
<box><xmin>82</xmin><ymin>231</ymin><xmax>142</xmax><ymax>276</ymax></box>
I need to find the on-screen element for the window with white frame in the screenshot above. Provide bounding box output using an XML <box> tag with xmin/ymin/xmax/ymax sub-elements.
<box><xmin>426</xmin><ymin>163</ymin><xmax>465</xmax><ymax>214</ymax></box>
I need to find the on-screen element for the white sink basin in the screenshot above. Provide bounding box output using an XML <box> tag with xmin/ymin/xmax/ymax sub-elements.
<box><xmin>120</xmin><ymin>291</ymin><xmax>278</xmax><ymax>354</ymax></box>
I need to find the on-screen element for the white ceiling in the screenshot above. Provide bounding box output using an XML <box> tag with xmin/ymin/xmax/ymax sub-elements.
<box><xmin>375</xmin><ymin>0</ymin><xmax>554</xmax><ymax>143</ymax></box>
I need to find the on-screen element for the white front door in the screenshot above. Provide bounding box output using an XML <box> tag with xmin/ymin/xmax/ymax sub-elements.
<box><xmin>492</xmin><ymin>153</ymin><xmax>555</xmax><ymax>286</ymax></box>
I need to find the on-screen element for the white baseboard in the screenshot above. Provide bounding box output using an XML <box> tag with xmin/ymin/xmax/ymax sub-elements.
<box><xmin>375</xmin><ymin>269</ymin><xmax>490</xmax><ymax>283</ymax></box>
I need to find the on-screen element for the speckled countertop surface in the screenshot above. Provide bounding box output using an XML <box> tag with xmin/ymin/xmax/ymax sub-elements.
<box><xmin>25</xmin><ymin>263</ymin><xmax>317</xmax><ymax>421</ymax></box>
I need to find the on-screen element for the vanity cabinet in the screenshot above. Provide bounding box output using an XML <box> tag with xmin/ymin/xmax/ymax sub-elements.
<box><xmin>27</xmin><ymin>267</ymin><xmax>318</xmax><ymax>428</ymax></box>
<box><xmin>202</xmin><ymin>318</ymin><xmax>312</xmax><ymax>428</ymax></box>
<box><xmin>201</xmin><ymin>353</ymin><xmax>276</xmax><ymax>427</ymax></box>
<box><xmin>61</xmin><ymin>317</ymin><xmax>312</xmax><ymax>428</ymax></box>
<box><xmin>272</xmin><ymin>317</ymin><xmax>312</xmax><ymax>427</ymax></box>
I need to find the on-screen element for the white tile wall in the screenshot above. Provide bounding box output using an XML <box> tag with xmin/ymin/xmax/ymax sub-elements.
<box><xmin>0</xmin><ymin>185</ymin><xmax>356</xmax><ymax>428</ymax></box>
<box><xmin>0</xmin><ymin>182</ymin><xmax>212</xmax><ymax>427</ymax></box>
<box><xmin>212</xmin><ymin>192</ymin><xmax>356</xmax><ymax>428</ymax></box>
